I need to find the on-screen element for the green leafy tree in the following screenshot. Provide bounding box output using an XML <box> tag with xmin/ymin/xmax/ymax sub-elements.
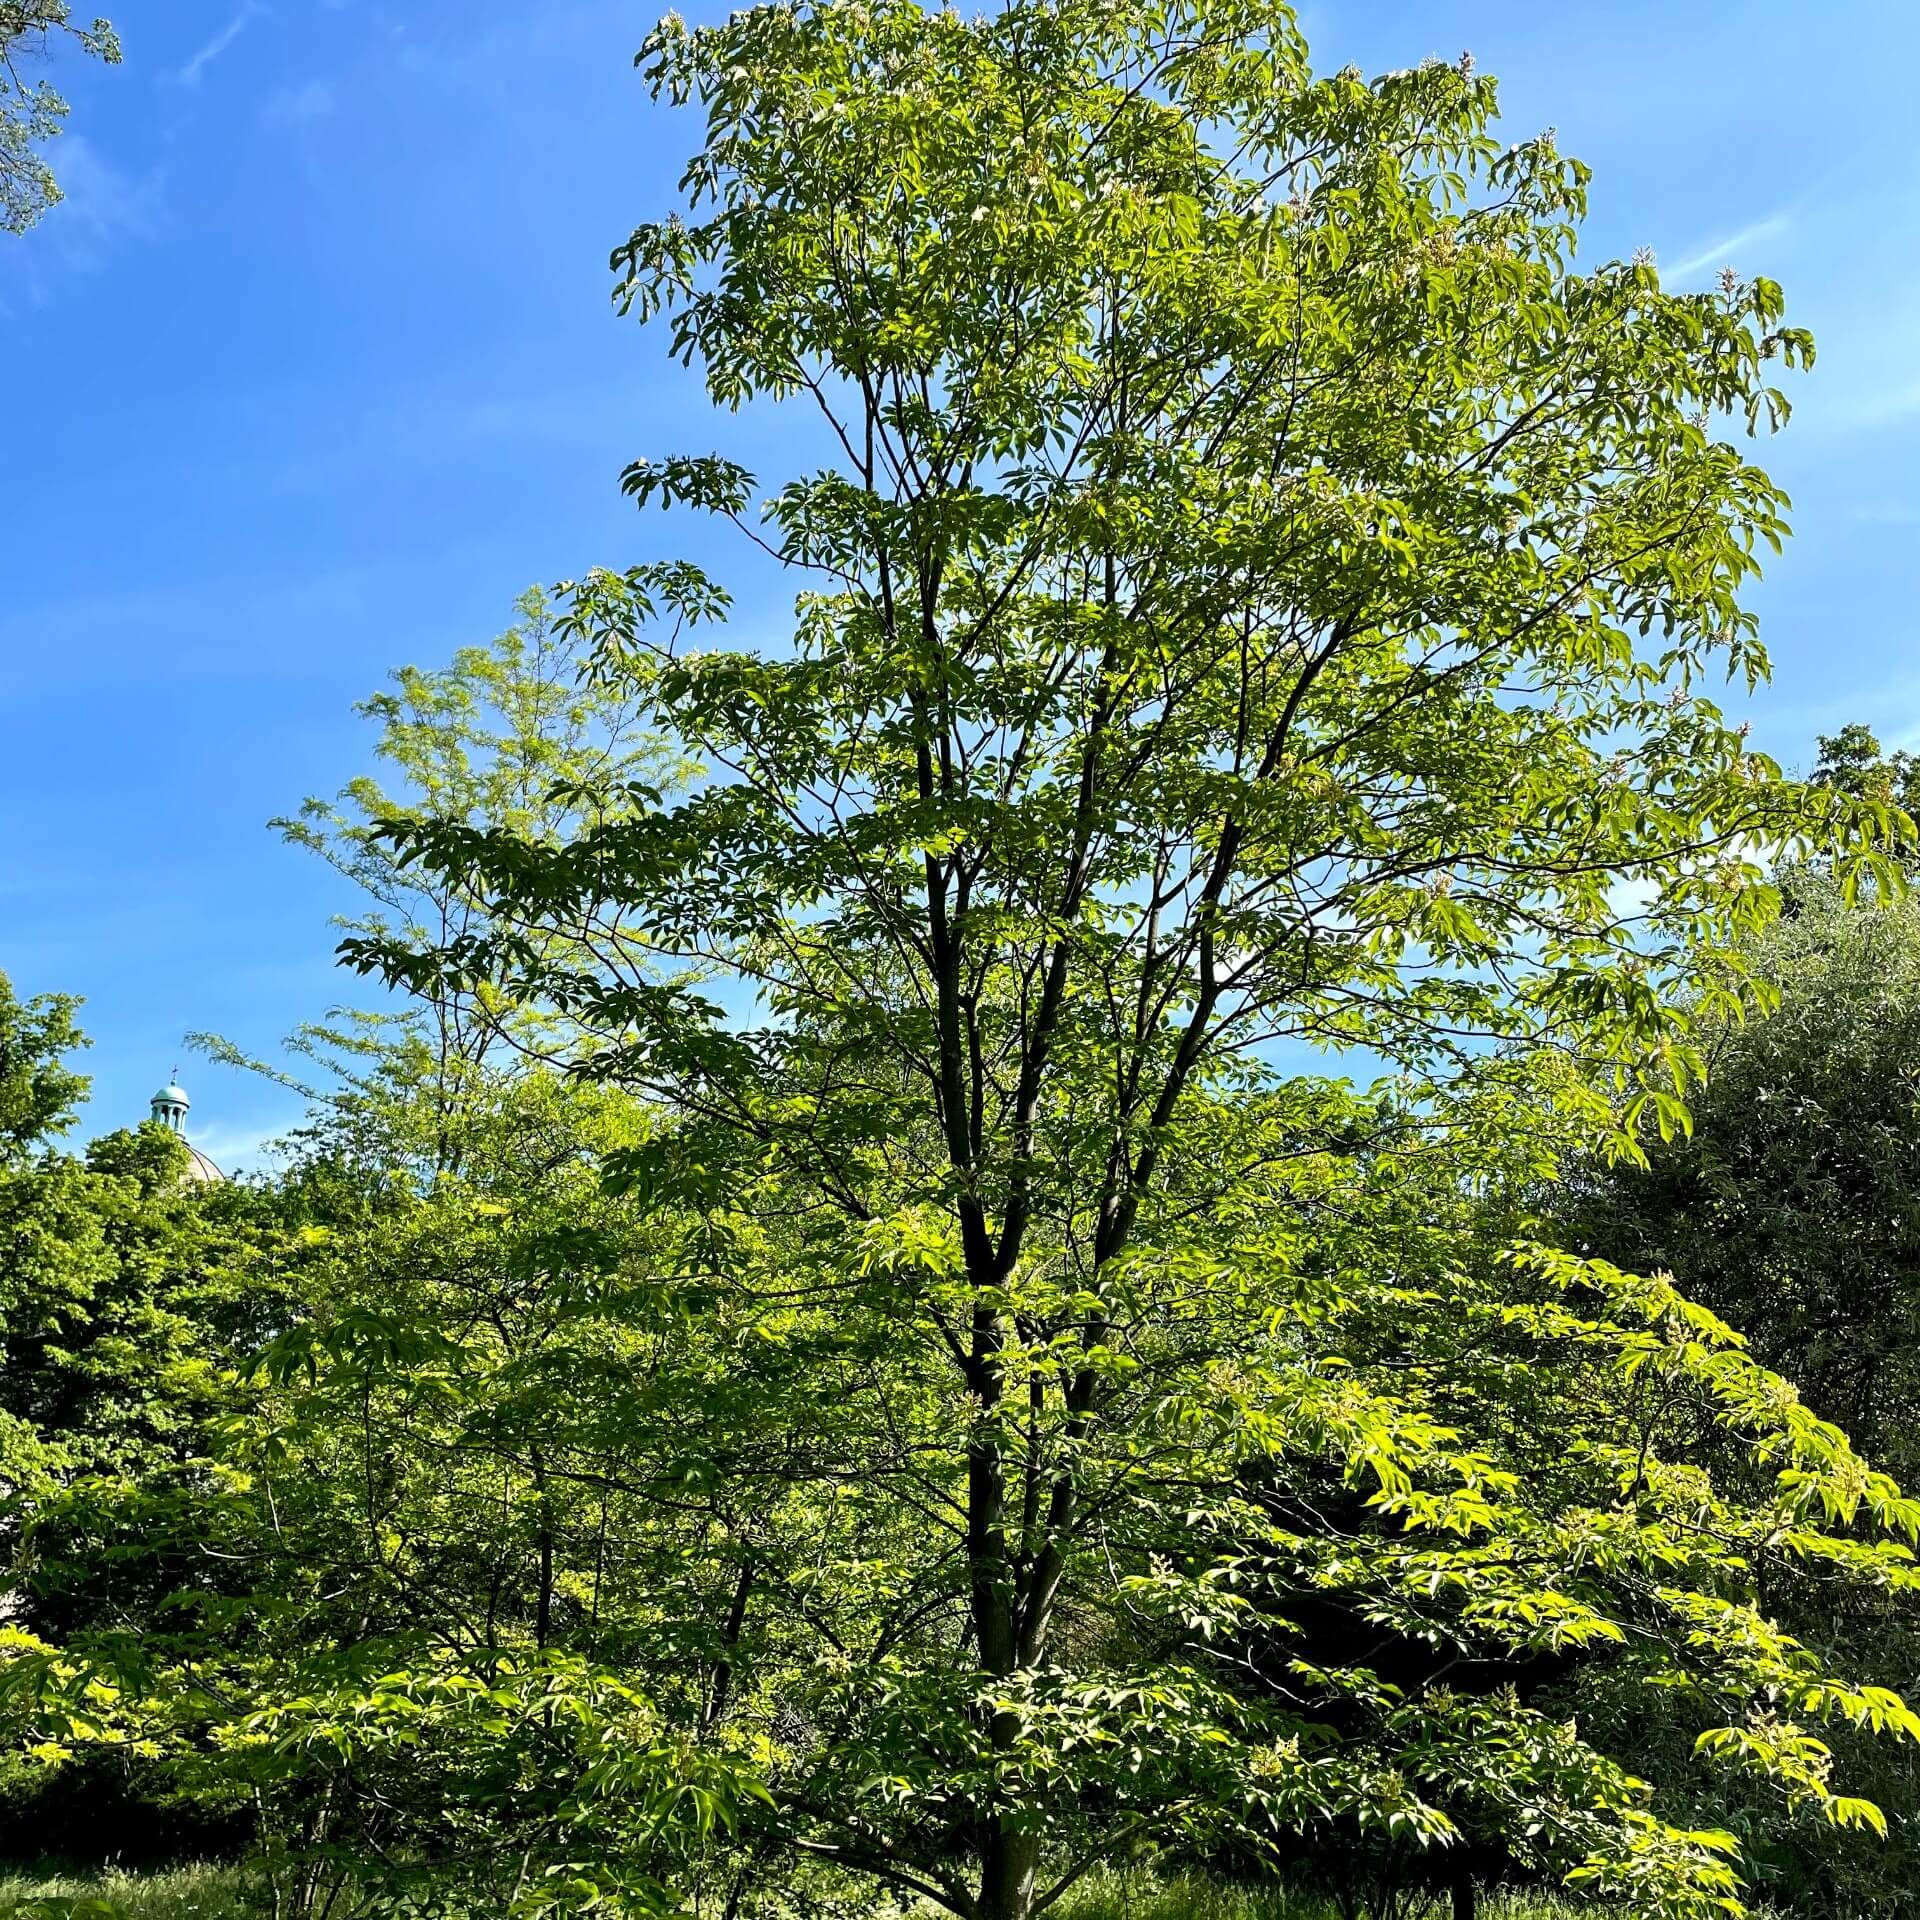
<box><xmin>1</xmin><ymin>615</ymin><xmax>728</xmax><ymax>1912</ymax></box>
<box><xmin>0</xmin><ymin>3</ymin><xmax>119</xmax><ymax>235</ymax></box>
<box><xmin>1572</xmin><ymin>866</ymin><xmax>1920</xmax><ymax>1466</ymax></box>
<box><xmin>323</xmin><ymin>2</ymin><xmax>1914</xmax><ymax>1915</ymax></box>
<box><xmin>1570</xmin><ymin>865</ymin><xmax>1920</xmax><ymax>1913</ymax></box>
<box><xmin>0</xmin><ymin>977</ymin><xmax>201</xmax><ymax>1514</ymax></box>
<box><xmin>0</xmin><ymin>969</ymin><xmax>88</xmax><ymax>1163</ymax></box>
<box><xmin>8</xmin><ymin>1061</ymin><xmax>762</xmax><ymax>1916</ymax></box>
<box><xmin>1811</xmin><ymin>724</ymin><xmax>1920</xmax><ymax>822</ymax></box>
<box><xmin>0</xmin><ymin>991</ymin><xmax>283</xmax><ymax>1862</ymax></box>
<box><xmin>227</xmin><ymin>1072</ymin><xmax>762</xmax><ymax>1918</ymax></box>
<box><xmin>1812</xmin><ymin>721</ymin><xmax>1920</xmax><ymax>867</ymax></box>
<box><xmin>197</xmin><ymin>588</ymin><xmax>686</xmax><ymax>1176</ymax></box>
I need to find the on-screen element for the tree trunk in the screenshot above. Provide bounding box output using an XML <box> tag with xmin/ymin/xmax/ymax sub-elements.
<box><xmin>1449</xmin><ymin>1862</ymin><xmax>1475</xmax><ymax>1920</ymax></box>
<box><xmin>980</xmin><ymin>1822</ymin><xmax>1041</xmax><ymax>1920</ymax></box>
<box><xmin>531</xmin><ymin>1448</ymin><xmax>554</xmax><ymax>1649</ymax></box>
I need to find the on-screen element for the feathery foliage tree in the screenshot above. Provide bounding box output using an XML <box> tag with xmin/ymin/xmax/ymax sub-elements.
<box><xmin>194</xmin><ymin>590</ymin><xmax>686</xmax><ymax>1177</ymax></box>
<box><xmin>1569</xmin><ymin>863</ymin><xmax>1920</xmax><ymax>1914</ymax></box>
<box><xmin>318</xmin><ymin>2</ymin><xmax>1917</xmax><ymax>1916</ymax></box>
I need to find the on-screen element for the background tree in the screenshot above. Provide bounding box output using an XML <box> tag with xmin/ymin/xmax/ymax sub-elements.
<box><xmin>1572</xmin><ymin>865</ymin><xmax>1920</xmax><ymax>1466</ymax></box>
<box><xmin>198</xmin><ymin>588</ymin><xmax>686</xmax><ymax>1176</ymax></box>
<box><xmin>2</xmin><ymin>994</ymin><xmax>759</xmax><ymax>1909</ymax></box>
<box><xmin>174</xmin><ymin>1067</ymin><xmax>754</xmax><ymax>1919</ymax></box>
<box><xmin>1810</xmin><ymin>724</ymin><xmax>1920</xmax><ymax>822</ymax></box>
<box><xmin>1569</xmin><ymin>860</ymin><xmax>1920</xmax><ymax>1913</ymax></box>
<box><xmin>0</xmin><ymin>2</ymin><xmax>119</xmax><ymax>235</ymax></box>
<box><xmin>0</xmin><ymin>969</ymin><xmax>87</xmax><ymax>1163</ymax></box>
<box><xmin>335</xmin><ymin>2</ymin><xmax>1915</xmax><ymax>1915</ymax></box>
<box><xmin>2</xmin><ymin>610</ymin><xmax>737</xmax><ymax>1914</ymax></box>
<box><xmin>0</xmin><ymin>984</ymin><xmax>280</xmax><ymax>1865</ymax></box>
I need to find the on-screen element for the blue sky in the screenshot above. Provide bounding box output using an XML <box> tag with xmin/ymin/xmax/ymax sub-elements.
<box><xmin>5</xmin><ymin>0</ymin><xmax>1918</xmax><ymax>1169</ymax></box>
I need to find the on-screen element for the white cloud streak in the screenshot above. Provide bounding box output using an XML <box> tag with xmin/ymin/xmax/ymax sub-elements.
<box><xmin>1664</xmin><ymin>209</ymin><xmax>1794</xmax><ymax>283</ymax></box>
<box><xmin>262</xmin><ymin>78</ymin><xmax>336</xmax><ymax>129</ymax></box>
<box><xmin>9</xmin><ymin>134</ymin><xmax>167</xmax><ymax>277</ymax></box>
<box><xmin>169</xmin><ymin>3</ymin><xmax>264</xmax><ymax>87</ymax></box>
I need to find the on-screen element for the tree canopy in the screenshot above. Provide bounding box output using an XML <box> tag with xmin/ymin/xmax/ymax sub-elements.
<box><xmin>326</xmin><ymin>1</ymin><xmax>1910</xmax><ymax>1915</ymax></box>
<box><xmin>1566</xmin><ymin>861</ymin><xmax>1920</xmax><ymax>1913</ymax></box>
<box><xmin>6</xmin><ymin>5</ymin><xmax>1919</xmax><ymax>1919</ymax></box>
<box><xmin>0</xmin><ymin>3</ymin><xmax>118</xmax><ymax>235</ymax></box>
<box><xmin>0</xmin><ymin>969</ymin><xmax>88</xmax><ymax>1164</ymax></box>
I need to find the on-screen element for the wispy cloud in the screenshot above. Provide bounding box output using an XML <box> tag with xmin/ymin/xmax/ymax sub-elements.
<box><xmin>0</xmin><ymin>565</ymin><xmax>381</xmax><ymax>685</ymax></box>
<box><xmin>1795</xmin><ymin>372</ymin><xmax>1920</xmax><ymax>438</ymax></box>
<box><xmin>262</xmin><ymin>78</ymin><xmax>336</xmax><ymax>130</ymax></box>
<box><xmin>1664</xmin><ymin>209</ymin><xmax>1794</xmax><ymax>283</ymax></box>
<box><xmin>8</xmin><ymin>134</ymin><xmax>167</xmax><ymax>278</ymax></box>
<box><xmin>168</xmin><ymin>3</ymin><xmax>264</xmax><ymax>88</ymax></box>
<box><xmin>191</xmin><ymin>1117</ymin><xmax>303</xmax><ymax>1175</ymax></box>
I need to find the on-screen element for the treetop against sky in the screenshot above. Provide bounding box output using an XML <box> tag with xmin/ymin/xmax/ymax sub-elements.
<box><xmin>4</xmin><ymin>0</ymin><xmax>1918</xmax><ymax>1162</ymax></box>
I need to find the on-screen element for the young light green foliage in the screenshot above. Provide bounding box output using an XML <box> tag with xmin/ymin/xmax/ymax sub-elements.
<box><xmin>1568</xmin><ymin>861</ymin><xmax>1920</xmax><ymax>1914</ymax></box>
<box><xmin>3</xmin><ymin>1061</ymin><xmax>766</xmax><ymax>1918</ymax></box>
<box><xmin>9</xmin><ymin>3</ymin><xmax>1914</xmax><ymax>1917</ymax></box>
<box><xmin>194</xmin><ymin>590</ymin><xmax>688</xmax><ymax>1177</ymax></box>
<box><xmin>332</xmin><ymin>2</ymin><xmax>1914</xmax><ymax>1917</ymax></box>
<box><xmin>0</xmin><ymin>3</ymin><xmax>118</xmax><ymax>234</ymax></box>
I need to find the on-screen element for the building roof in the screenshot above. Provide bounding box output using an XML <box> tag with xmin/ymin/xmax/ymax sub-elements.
<box><xmin>180</xmin><ymin>1141</ymin><xmax>225</xmax><ymax>1183</ymax></box>
<box><xmin>147</xmin><ymin>1073</ymin><xmax>223</xmax><ymax>1183</ymax></box>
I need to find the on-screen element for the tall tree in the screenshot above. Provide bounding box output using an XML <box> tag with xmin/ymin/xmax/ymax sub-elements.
<box><xmin>0</xmin><ymin>3</ymin><xmax>118</xmax><ymax>235</ymax></box>
<box><xmin>0</xmin><ymin>610</ymin><xmax>732</xmax><ymax>1910</ymax></box>
<box><xmin>333</xmin><ymin>3</ymin><xmax>1916</xmax><ymax>1916</ymax></box>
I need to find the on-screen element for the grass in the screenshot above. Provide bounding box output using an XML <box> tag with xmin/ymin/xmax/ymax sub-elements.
<box><xmin>0</xmin><ymin>1863</ymin><xmax>1588</xmax><ymax>1920</ymax></box>
<box><xmin>1050</xmin><ymin>1872</ymin><xmax>1580</xmax><ymax>1920</ymax></box>
<box><xmin>0</xmin><ymin>1865</ymin><xmax>257</xmax><ymax>1920</ymax></box>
